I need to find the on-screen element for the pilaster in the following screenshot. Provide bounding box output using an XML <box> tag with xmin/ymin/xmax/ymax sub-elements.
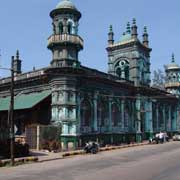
<box><xmin>93</xmin><ymin>92</ymin><xmax>98</xmax><ymax>132</ymax></box>
<box><xmin>156</xmin><ymin>104</ymin><xmax>159</xmax><ymax>131</ymax></box>
<box><xmin>108</xmin><ymin>97</ymin><xmax>113</xmax><ymax>132</ymax></box>
<box><xmin>135</xmin><ymin>95</ymin><xmax>142</xmax><ymax>142</ymax></box>
<box><xmin>163</xmin><ymin>105</ymin><xmax>166</xmax><ymax>131</ymax></box>
<box><xmin>121</xmin><ymin>99</ymin><xmax>125</xmax><ymax>130</ymax></box>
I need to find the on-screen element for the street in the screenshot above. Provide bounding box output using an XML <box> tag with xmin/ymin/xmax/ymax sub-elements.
<box><xmin>0</xmin><ymin>142</ymin><xmax>180</xmax><ymax>180</ymax></box>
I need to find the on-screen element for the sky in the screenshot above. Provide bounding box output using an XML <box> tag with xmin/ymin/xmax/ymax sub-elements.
<box><xmin>0</xmin><ymin>0</ymin><xmax>179</xmax><ymax>77</ymax></box>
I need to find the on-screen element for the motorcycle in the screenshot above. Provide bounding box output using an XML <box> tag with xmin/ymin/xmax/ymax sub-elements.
<box><xmin>84</xmin><ymin>142</ymin><xmax>99</xmax><ymax>154</ymax></box>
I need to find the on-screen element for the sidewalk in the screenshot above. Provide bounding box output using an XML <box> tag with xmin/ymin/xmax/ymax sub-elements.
<box><xmin>31</xmin><ymin>141</ymin><xmax>149</xmax><ymax>163</ymax></box>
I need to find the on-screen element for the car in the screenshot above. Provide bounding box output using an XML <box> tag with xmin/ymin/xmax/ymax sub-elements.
<box><xmin>172</xmin><ymin>133</ymin><xmax>180</xmax><ymax>141</ymax></box>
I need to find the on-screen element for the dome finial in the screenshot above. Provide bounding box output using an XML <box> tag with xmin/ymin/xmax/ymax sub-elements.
<box><xmin>172</xmin><ymin>53</ymin><xmax>175</xmax><ymax>63</ymax></box>
<box><xmin>132</xmin><ymin>18</ymin><xmax>136</xmax><ymax>25</ymax></box>
<box><xmin>109</xmin><ymin>25</ymin><xmax>113</xmax><ymax>33</ymax></box>
<box><xmin>16</xmin><ymin>49</ymin><xmax>19</xmax><ymax>59</ymax></box>
<box><xmin>144</xmin><ymin>26</ymin><xmax>147</xmax><ymax>33</ymax></box>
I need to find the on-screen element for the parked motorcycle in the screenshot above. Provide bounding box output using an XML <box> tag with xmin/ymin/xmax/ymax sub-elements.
<box><xmin>84</xmin><ymin>142</ymin><xmax>99</xmax><ymax>154</ymax></box>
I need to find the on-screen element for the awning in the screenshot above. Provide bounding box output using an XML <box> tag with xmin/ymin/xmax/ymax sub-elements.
<box><xmin>0</xmin><ymin>90</ymin><xmax>51</xmax><ymax>111</ymax></box>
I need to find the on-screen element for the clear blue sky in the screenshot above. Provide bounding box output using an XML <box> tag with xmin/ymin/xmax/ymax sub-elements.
<box><xmin>0</xmin><ymin>0</ymin><xmax>179</xmax><ymax>77</ymax></box>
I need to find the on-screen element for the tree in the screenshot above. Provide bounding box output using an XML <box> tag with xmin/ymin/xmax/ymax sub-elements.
<box><xmin>152</xmin><ymin>69</ymin><xmax>166</xmax><ymax>90</ymax></box>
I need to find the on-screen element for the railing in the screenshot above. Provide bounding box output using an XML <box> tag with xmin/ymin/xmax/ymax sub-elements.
<box><xmin>165</xmin><ymin>82</ymin><xmax>180</xmax><ymax>88</ymax></box>
<box><xmin>48</xmin><ymin>34</ymin><xmax>84</xmax><ymax>48</ymax></box>
<box><xmin>0</xmin><ymin>70</ymin><xmax>45</xmax><ymax>85</ymax></box>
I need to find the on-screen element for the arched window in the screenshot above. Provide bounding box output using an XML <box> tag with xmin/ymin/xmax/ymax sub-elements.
<box><xmin>159</xmin><ymin>105</ymin><xmax>163</xmax><ymax>127</ymax></box>
<box><xmin>124</xmin><ymin>103</ymin><xmax>130</xmax><ymax>128</ymax></box>
<box><xmin>125</xmin><ymin>66</ymin><xmax>129</xmax><ymax>80</ymax></box>
<box><xmin>116</xmin><ymin>68</ymin><xmax>121</xmax><ymax>79</ymax></box>
<box><xmin>80</xmin><ymin>99</ymin><xmax>92</xmax><ymax>127</ymax></box>
<box><xmin>68</xmin><ymin>22</ymin><xmax>73</xmax><ymax>34</ymax></box>
<box><xmin>97</xmin><ymin>100</ymin><xmax>108</xmax><ymax>127</ymax></box>
<box><xmin>59</xmin><ymin>22</ymin><xmax>63</xmax><ymax>34</ymax></box>
<box><xmin>112</xmin><ymin>103</ymin><xmax>120</xmax><ymax>126</ymax></box>
<box><xmin>115</xmin><ymin>60</ymin><xmax>129</xmax><ymax>80</ymax></box>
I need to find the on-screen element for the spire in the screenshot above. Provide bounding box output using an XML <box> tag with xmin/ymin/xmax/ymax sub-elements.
<box><xmin>108</xmin><ymin>25</ymin><xmax>114</xmax><ymax>45</ymax></box>
<box><xmin>131</xmin><ymin>18</ymin><xmax>138</xmax><ymax>39</ymax></box>
<box><xmin>13</xmin><ymin>50</ymin><xmax>22</xmax><ymax>75</ymax></box>
<box><xmin>16</xmin><ymin>50</ymin><xmax>19</xmax><ymax>60</ymax></box>
<box><xmin>109</xmin><ymin>25</ymin><xmax>113</xmax><ymax>33</ymax></box>
<box><xmin>126</xmin><ymin>22</ymin><xmax>131</xmax><ymax>34</ymax></box>
<box><xmin>171</xmin><ymin>53</ymin><xmax>175</xmax><ymax>63</ymax></box>
<box><xmin>143</xmin><ymin>26</ymin><xmax>149</xmax><ymax>47</ymax></box>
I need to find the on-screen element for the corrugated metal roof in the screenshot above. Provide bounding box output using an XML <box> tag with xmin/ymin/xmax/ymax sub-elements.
<box><xmin>0</xmin><ymin>90</ymin><xmax>51</xmax><ymax>111</ymax></box>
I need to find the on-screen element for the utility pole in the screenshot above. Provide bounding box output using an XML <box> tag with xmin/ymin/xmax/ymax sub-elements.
<box><xmin>0</xmin><ymin>55</ymin><xmax>15</xmax><ymax>166</ymax></box>
<box><xmin>9</xmin><ymin>56</ymin><xmax>15</xmax><ymax>166</ymax></box>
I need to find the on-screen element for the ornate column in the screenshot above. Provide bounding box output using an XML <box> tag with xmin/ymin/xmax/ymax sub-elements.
<box><xmin>93</xmin><ymin>92</ymin><xmax>98</xmax><ymax>132</ymax></box>
<box><xmin>172</xmin><ymin>106</ymin><xmax>177</xmax><ymax>131</ymax></box>
<box><xmin>168</xmin><ymin>106</ymin><xmax>171</xmax><ymax>131</ymax></box>
<box><xmin>156</xmin><ymin>104</ymin><xmax>159</xmax><ymax>132</ymax></box>
<box><xmin>121</xmin><ymin>99</ymin><xmax>125</xmax><ymax>130</ymax></box>
<box><xmin>163</xmin><ymin>105</ymin><xmax>166</xmax><ymax>131</ymax></box>
<box><xmin>135</xmin><ymin>95</ymin><xmax>142</xmax><ymax>143</ymax></box>
<box><xmin>145</xmin><ymin>100</ymin><xmax>153</xmax><ymax>139</ymax></box>
<box><xmin>108</xmin><ymin>97</ymin><xmax>112</xmax><ymax>132</ymax></box>
<box><xmin>76</xmin><ymin>92</ymin><xmax>81</xmax><ymax>135</ymax></box>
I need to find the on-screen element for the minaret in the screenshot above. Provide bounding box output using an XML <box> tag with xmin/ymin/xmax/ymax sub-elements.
<box><xmin>131</xmin><ymin>18</ymin><xmax>138</xmax><ymax>39</ymax></box>
<box><xmin>13</xmin><ymin>50</ymin><xmax>22</xmax><ymax>75</ymax></box>
<box><xmin>47</xmin><ymin>0</ymin><xmax>83</xmax><ymax>68</ymax></box>
<box><xmin>143</xmin><ymin>26</ymin><xmax>149</xmax><ymax>47</ymax></box>
<box><xmin>108</xmin><ymin>25</ymin><xmax>114</xmax><ymax>45</ymax></box>
<box><xmin>165</xmin><ymin>53</ymin><xmax>180</xmax><ymax>95</ymax></box>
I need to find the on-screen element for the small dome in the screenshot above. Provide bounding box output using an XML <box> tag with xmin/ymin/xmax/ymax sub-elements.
<box><xmin>120</xmin><ymin>33</ymin><xmax>132</xmax><ymax>42</ymax></box>
<box><xmin>56</xmin><ymin>0</ymin><xmax>77</xmax><ymax>10</ymax></box>
<box><xmin>166</xmin><ymin>63</ymin><xmax>180</xmax><ymax>70</ymax></box>
<box><xmin>166</xmin><ymin>54</ymin><xmax>180</xmax><ymax>70</ymax></box>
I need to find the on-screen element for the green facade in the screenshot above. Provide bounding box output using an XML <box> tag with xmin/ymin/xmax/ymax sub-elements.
<box><xmin>0</xmin><ymin>0</ymin><xmax>179</xmax><ymax>151</ymax></box>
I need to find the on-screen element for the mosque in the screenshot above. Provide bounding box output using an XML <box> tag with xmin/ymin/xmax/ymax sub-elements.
<box><xmin>0</xmin><ymin>0</ymin><xmax>180</xmax><ymax>150</ymax></box>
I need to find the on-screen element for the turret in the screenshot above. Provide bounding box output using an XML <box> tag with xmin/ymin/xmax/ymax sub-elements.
<box><xmin>47</xmin><ymin>0</ymin><xmax>83</xmax><ymax>68</ymax></box>
<box><xmin>164</xmin><ymin>53</ymin><xmax>180</xmax><ymax>95</ymax></box>
<box><xmin>131</xmin><ymin>18</ymin><xmax>138</xmax><ymax>39</ymax></box>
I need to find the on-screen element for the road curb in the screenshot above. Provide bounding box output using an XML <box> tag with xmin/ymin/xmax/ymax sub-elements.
<box><xmin>0</xmin><ymin>143</ymin><xmax>148</xmax><ymax>165</ymax></box>
<box><xmin>0</xmin><ymin>156</ymin><xmax>38</xmax><ymax>167</ymax></box>
<box><xmin>61</xmin><ymin>142</ymin><xmax>148</xmax><ymax>158</ymax></box>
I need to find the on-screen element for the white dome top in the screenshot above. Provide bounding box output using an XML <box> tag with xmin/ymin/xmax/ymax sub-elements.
<box><xmin>166</xmin><ymin>54</ymin><xmax>180</xmax><ymax>70</ymax></box>
<box><xmin>56</xmin><ymin>0</ymin><xmax>77</xmax><ymax>10</ymax></box>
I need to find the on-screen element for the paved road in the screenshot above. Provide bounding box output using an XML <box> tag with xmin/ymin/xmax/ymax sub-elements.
<box><xmin>1</xmin><ymin>142</ymin><xmax>180</xmax><ymax>180</ymax></box>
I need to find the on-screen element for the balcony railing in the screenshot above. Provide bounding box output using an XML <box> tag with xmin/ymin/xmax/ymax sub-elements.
<box><xmin>165</xmin><ymin>82</ymin><xmax>180</xmax><ymax>88</ymax></box>
<box><xmin>48</xmin><ymin>34</ymin><xmax>84</xmax><ymax>48</ymax></box>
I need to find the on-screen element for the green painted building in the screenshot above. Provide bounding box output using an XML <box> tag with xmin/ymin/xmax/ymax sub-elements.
<box><xmin>0</xmin><ymin>0</ymin><xmax>179</xmax><ymax>150</ymax></box>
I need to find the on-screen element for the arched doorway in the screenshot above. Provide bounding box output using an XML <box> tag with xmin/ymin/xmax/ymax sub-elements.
<box><xmin>112</xmin><ymin>103</ymin><xmax>120</xmax><ymax>126</ymax></box>
<box><xmin>80</xmin><ymin>99</ymin><xmax>92</xmax><ymax>127</ymax></box>
<box><xmin>97</xmin><ymin>100</ymin><xmax>108</xmax><ymax>127</ymax></box>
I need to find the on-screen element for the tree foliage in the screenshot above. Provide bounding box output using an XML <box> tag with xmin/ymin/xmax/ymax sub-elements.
<box><xmin>152</xmin><ymin>69</ymin><xmax>166</xmax><ymax>90</ymax></box>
